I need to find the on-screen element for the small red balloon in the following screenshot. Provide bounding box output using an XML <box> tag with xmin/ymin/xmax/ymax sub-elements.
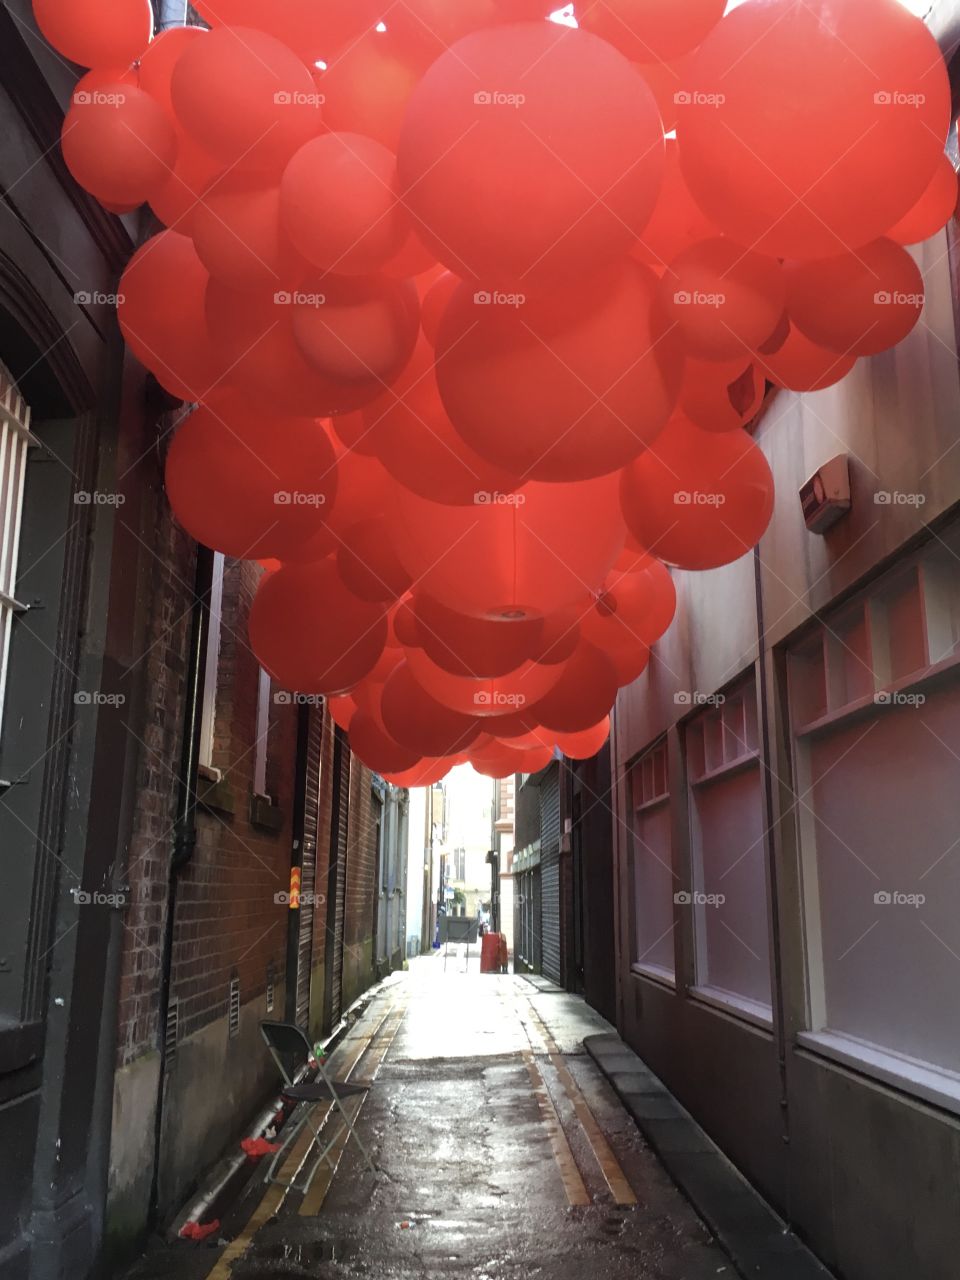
<box><xmin>191</xmin><ymin>179</ymin><xmax>305</xmax><ymax>293</ymax></box>
<box><xmin>579</xmin><ymin>0</ymin><xmax>725</xmax><ymax>62</ymax></box>
<box><xmin>33</xmin><ymin>0</ymin><xmax>152</xmax><ymax>68</ymax></box>
<box><xmin>318</xmin><ymin>29</ymin><xmax>423</xmax><ymax>151</ymax></box>
<box><xmin>530</xmin><ymin>641</ymin><xmax>620</xmax><ymax>734</ymax></box>
<box><xmin>336</xmin><ymin>518</ymin><xmax>413</xmax><ymax>604</ymax></box>
<box><xmin>193</xmin><ymin>0</ymin><xmax>384</xmax><ymax>63</ymax></box>
<box><xmin>752</xmin><ymin>323</ymin><xmax>856</xmax><ymax>393</ymax></box>
<box><xmin>886</xmin><ymin>154</ymin><xmax>958</xmax><ymax>246</ymax></box>
<box><xmin>554</xmin><ymin>718</ymin><xmax>611</xmax><ymax>761</ymax></box>
<box><xmin>138</xmin><ymin>25</ymin><xmax>205</xmax><ymax>115</ymax></box>
<box><xmin>292</xmin><ymin>275</ymin><xmax>420</xmax><ymax>386</ymax></box>
<box><xmin>681</xmin><ymin>357</ymin><xmax>764</xmax><ymax>434</ymax></box>
<box><xmin>62</xmin><ymin>85</ymin><xmax>176</xmax><ymax>207</ymax></box>
<box><xmin>349</xmin><ymin>712</ymin><xmax>420</xmax><ymax>775</ymax></box>
<box><xmin>381</xmin><ymin>662</ymin><xmax>483</xmax><ymax>757</ymax></box>
<box><xmin>413</xmin><ymin>594</ymin><xmax>544</xmax><ymax>679</ymax></box>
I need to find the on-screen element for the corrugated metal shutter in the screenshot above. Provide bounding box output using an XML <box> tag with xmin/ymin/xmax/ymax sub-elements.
<box><xmin>325</xmin><ymin>726</ymin><xmax>350</xmax><ymax>1028</ymax></box>
<box><xmin>540</xmin><ymin>767</ymin><xmax>561</xmax><ymax>983</ymax></box>
<box><xmin>295</xmin><ymin>705</ymin><xmax>323</xmax><ymax>1029</ymax></box>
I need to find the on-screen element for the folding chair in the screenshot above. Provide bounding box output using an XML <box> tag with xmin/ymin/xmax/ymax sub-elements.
<box><xmin>259</xmin><ymin>1021</ymin><xmax>378</xmax><ymax>1192</ymax></box>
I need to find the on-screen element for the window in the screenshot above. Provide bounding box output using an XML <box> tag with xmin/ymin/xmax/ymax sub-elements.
<box><xmin>788</xmin><ymin>525</ymin><xmax>960</xmax><ymax>1107</ymax></box>
<box><xmin>628</xmin><ymin>740</ymin><xmax>676</xmax><ymax>982</ymax></box>
<box><xmin>198</xmin><ymin>551</ymin><xmax>225</xmax><ymax>772</ymax></box>
<box><xmin>253</xmin><ymin>666</ymin><xmax>272</xmax><ymax>798</ymax></box>
<box><xmin>0</xmin><ymin>368</ymin><xmax>34</xmax><ymax>731</ymax></box>
<box><xmin>686</xmin><ymin>679</ymin><xmax>772</xmax><ymax>1024</ymax></box>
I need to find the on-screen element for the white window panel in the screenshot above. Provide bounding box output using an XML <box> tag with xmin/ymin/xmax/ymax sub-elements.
<box><xmin>253</xmin><ymin>666</ymin><xmax>272</xmax><ymax>798</ymax></box>
<box><xmin>198</xmin><ymin>552</ymin><xmax>225</xmax><ymax>770</ymax></box>
<box><xmin>630</xmin><ymin>741</ymin><xmax>675</xmax><ymax>981</ymax></box>
<box><xmin>0</xmin><ymin>369</ymin><xmax>34</xmax><ymax>732</ymax></box>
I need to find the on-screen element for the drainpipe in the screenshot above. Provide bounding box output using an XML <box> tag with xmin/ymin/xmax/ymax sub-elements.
<box><xmin>149</xmin><ymin>545</ymin><xmax>214</xmax><ymax>1224</ymax></box>
<box><xmin>754</xmin><ymin>545</ymin><xmax>790</xmax><ymax>1145</ymax></box>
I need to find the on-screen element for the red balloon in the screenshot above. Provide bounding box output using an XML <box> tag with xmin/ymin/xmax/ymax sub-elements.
<box><xmin>420</xmin><ymin>272</ymin><xmax>460</xmax><ymax>347</ymax></box>
<box><xmin>681</xmin><ymin>357</ymin><xmax>764</xmax><ymax>434</ymax></box>
<box><xmin>632</xmin><ymin>139</ymin><xmax>716</xmax><ymax>270</ymax></box>
<box><xmin>621</xmin><ymin>417</ymin><xmax>774</xmax><ymax>570</ymax></box>
<box><xmin>535</xmin><ymin>607</ymin><xmax>582</xmax><ymax>667</ymax></box>
<box><xmin>388</xmin><ymin>0</ymin><xmax>499</xmax><ymax>64</ymax></box>
<box><xmin>325</xmin><ymin>445</ymin><xmax>394</xmax><ymax>536</ymax></box>
<box><xmin>191</xmin><ymin>179</ymin><xmax>305</xmax><ymax>293</ymax></box>
<box><xmin>584</xmin><ymin>557</ymin><xmax>677</xmax><ymax>655</ymax></box>
<box><xmin>752</xmin><ymin>323</ymin><xmax>856</xmax><ymax>393</ymax></box>
<box><xmin>677</xmin><ymin>0</ymin><xmax>951</xmax><ymax>259</ymax></box>
<box><xmin>205</xmin><ymin>281</ymin><xmax>391</xmax><ymax>416</ymax></box>
<box><xmin>193</xmin><ymin>0</ymin><xmax>384</xmax><ymax>63</ymax></box>
<box><xmin>118</xmin><ymin>232</ymin><xmax>223</xmax><ymax>402</ymax></box>
<box><xmin>470</xmin><ymin>741</ymin><xmax>554</xmax><ymax>778</ymax></box>
<box><xmin>327</xmin><ymin>694</ymin><xmax>359</xmax><ymax>732</ymax></box>
<box><xmin>281</xmin><ymin>133</ymin><xmax>409</xmax><ymax>276</ymax></box>
<box><xmin>634</xmin><ymin>56</ymin><xmax>694</xmax><ymax>136</ymax></box>
<box><xmin>318</xmin><ymin>29</ymin><xmax>423</xmax><ymax>151</ymax></box>
<box><xmin>148</xmin><ymin>132</ymin><xmax>223</xmax><ymax>230</ymax></box>
<box><xmin>530</xmin><ymin>641</ymin><xmax>619</xmax><ymax>734</ymax></box>
<box><xmin>33</xmin><ymin>0</ymin><xmax>152</xmax><ymax>68</ymax></box>
<box><xmin>171</xmin><ymin>26</ymin><xmax>321</xmax><ymax>172</ymax></box>
<box><xmin>886</xmin><ymin>154</ymin><xmax>957</xmax><ymax>246</ymax></box>
<box><xmin>398</xmin><ymin>23</ymin><xmax>665</xmax><ymax>287</ymax></box>
<box><xmin>392</xmin><ymin>597</ymin><xmax>422</xmax><ymax>649</ymax></box>
<box><xmin>291</xmin><ymin>275</ymin><xmax>420</xmax><ymax>386</ymax></box>
<box><xmin>249</xmin><ymin>559</ymin><xmax>387</xmax><ymax>695</ymax></box>
<box><xmin>659</xmin><ymin>238</ymin><xmax>786</xmax><ymax>361</ymax></box>
<box><xmin>380</xmin><ymin>662</ymin><xmax>483</xmax><ymax>757</ymax></box>
<box><xmin>579</xmin><ymin>0</ymin><xmax>725</xmax><ymax>62</ymax></box>
<box><xmin>336</xmin><ymin>518</ymin><xmax>413</xmax><ymax>603</ymax></box>
<box><xmin>413</xmin><ymin>594</ymin><xmax>544</xmax><ymax>678</ymax></box>
<box><xmin>62</xmin><ymin>85</ymin><xmax>176</xmax><ymax>206</ymax></box>
<box><xmin>381</xmin><ymin>757</ymin><xmax>454</xmax><ymax>787</ymax></box>
<box><xmin>165</xmin><ymin>392</ymin><xmax>337</xmax><ymax>560</ymax></box>
<box><xmin>362</xmin><ymin>339</ymin><xmax>522</xmax><ymax>504</ymax></box>
<box><xmin>381</xmin><ymin>229</ymin><xmax>439</xmax><ymax>280</ymax></box>
<box><xmin>783</xmin><ymin>239</ymin><xmax>925</xmax><ymax>358</ymax></box>
<box><xmin>349</xmin><ymin>712</ymin><xmax>420</xmax><ymax>775</ymax></box>
<box><xmin>436</xmin><ymin>262</ymin><xmax>684</xmax><ymax>481</ymax></box>
<box><xmin>406</xmin><ymin>648</ymin><xmax>563</xmax><ymax>718</ymax></box>
<box><xmin>330</xmin><ymin>411</ymin><xmax>379</xmax><ymax>458</ymax></box>
<box><xmin>553</xmin><ymin>717</ymin><xmax>611</xmax><ymax>760</ymax></box>
<box><xmin>392</xmin><ymin>475</ymin><xmax>625</xmax><ymax>621</ymax></box>
<box><xmin>138</xmin><ymin>25</ymin><xmax>205</xmax><ymax>115</ymax></box>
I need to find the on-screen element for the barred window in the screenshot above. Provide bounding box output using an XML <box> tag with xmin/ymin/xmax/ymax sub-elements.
<box><xmin>0</xmin><ymin>366</ymin><xmax>35</xmax><ymax>731</ymax></box>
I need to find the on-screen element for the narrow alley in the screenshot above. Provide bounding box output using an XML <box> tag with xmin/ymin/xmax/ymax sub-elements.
<box><xmin>131</xmin><ymin>957</ymin><xmax>755</xmax><ymax>1280</ymax></box>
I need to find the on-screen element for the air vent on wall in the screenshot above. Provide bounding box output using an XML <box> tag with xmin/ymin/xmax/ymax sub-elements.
<box><xmin>229</xmin><ymin>977</ymin><xmax>240</xmax><ymax>1038</ymax></box>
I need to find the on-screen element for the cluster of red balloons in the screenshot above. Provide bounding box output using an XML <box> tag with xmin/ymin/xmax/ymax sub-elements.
<box><xmin>39</xmin><ymin>0</ymin><xmax>955</xmax><ymax>782</ymax></box>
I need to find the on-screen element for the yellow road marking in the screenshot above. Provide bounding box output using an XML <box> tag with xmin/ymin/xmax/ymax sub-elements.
<box><xmin>521</xmin><ymin>1046</ymin><xmax>591</xmax><ymax>1207</ymax></box>
<box><xmin>522</xmin><ymin>994</ymin><xmax>637</xmax><ymax>1208</ymax></box>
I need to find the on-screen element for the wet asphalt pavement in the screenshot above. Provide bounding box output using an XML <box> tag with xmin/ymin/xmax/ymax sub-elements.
<box><xmin>132</xmin><ymin>953</ymin><xmax>736</xmax><ymax>1280</ymax></box>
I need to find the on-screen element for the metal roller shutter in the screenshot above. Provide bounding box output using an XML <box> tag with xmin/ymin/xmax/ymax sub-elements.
<box><xmin>540</xmin><ymin>766</ymin><xmax>562</xmax><ymax>983</ymax></box>
<box><xmin>295</xmin><ymin>705</ymin><xmax>323</xmax><ymax>1029</ymax></box>
<box><xmin>324</xmin><ymin>727</ymin><xmax>350</xmax><ymax>1029</ymax></box>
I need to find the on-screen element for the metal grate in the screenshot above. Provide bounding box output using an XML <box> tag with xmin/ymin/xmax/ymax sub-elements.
<box><xmin>0</xmin><ymin>367</ymin><xmax>35</xmax><ymax>731</ymax></box>
<box><xmin>164</xmin><ymin>999</ymin><xmax>179</xmax><ymax>1066</ymax></box>
<box><xmin>228</xmin><ymin>976</ymin><xmax>240</xmax><ymax>1038</ymax></box>
<box><xmin>266</xmin><ymin>963</ymin><xmax>275</xmax><ymax>1014</ymax></box>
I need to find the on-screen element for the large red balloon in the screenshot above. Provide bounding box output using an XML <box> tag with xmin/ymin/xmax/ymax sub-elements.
<box><xmin>783</xmin><ymin>239</ymin><xmax>925</xmax><ymax>358</ymax></box>
<box><xmin>281</xmin><ymin>134</ymin><xmax>408</xmax><ymax>276</ymax></box>
<box><xmin>381</xmin><ymin>758</ymin><xmax>454</xmax><ymax>787</ymax></box>
<box><xmin>554</xmin><ymin>718</ymin><xmax>612</xmax><ymax>761</ymax></box>
<box><xmin>406</xmin><ymin>648</ymin><xmax>563</xmax><ymax>718</ymax></box>
<box><xmin>348</xmin><ymin>712</ymin><xmax>420</xmax><ymax>775</ymax></box>
<box><xmin>677</xmin><ymin>0</ymin><xmax>951</xmax><ymax>259</ymax></box>
<box><xmin>752</xmin><ymin>323</ymin><xmax>856</xmax><ymax>393</ymax></box>
<box><xmin>380</xmin><ymin>662</ymin><xmax>483</xmax><ymax>757</ymax></box>
<box><xmin>470</xmin><ymin>741</ymin><xmax>554</xmax><ymax>778</ymax></box>
<box><xmin>249</xmin><ymin>559</ymin><xmax>387</xmax><ymax>695</ymax></box>
<box><xmin>118</xmin><ymin>232</ymin><xmax>223</xmax><ymax>402</ymax></box>
<box><xmin>138</xmin><ymin>25</ymin><xmax>205</xmax><ymax>115</ymax></box>
<box><xmin>33</xmin><ymin>0</ymin><xmax>152</xmax><ymax>68</ymax></box>
<box><xmin>291</xmin><ymin>275</ymin><xmax>419</xmax><ymax>386</ymax></box>
<box><xmin>318</xmin><ymin>30</ymin><xmax>423</xmax><ymax>151</ymax></box>
<box><xmin>62</xmin><ymin>85</ymin><xmax>176</xmax><ymax>207</ymax></box>
<box><xmin>886</xmin><ymin>154</ymin><xmax>957</xmax><ymax>246</ymax></box>
<box><xmin>579</xmin><ymin>0</ymin><xmax>725</xmax><ymax>62</ymax></box>
<box><xmin>325</xmin><ymin>445</ymin><xmax>394</xmax><ymax>537</ymax></box>
<box><xmin>149</xmin><ymin>133</ymin><xmax>224</xmax><ymax>231</ymax></box>
<box><xmin>388</xmin><ymin>0</ymin><xmax>499</xmax><ymax>64</ymax></box>
<box><xmin>398</xmin><ymin>23</ymin><xmax>665</xmax><ymax>287</ymax></box>
<box><xmin>191</xmin><ymin>180</ymin><xmax>305</xmax><ymax>293</ymax></box>
<box><xmin>193</xmin><ymin>0</ymin><xmax>384</xmax><ymax>63</ymax></box>
<box><xmin>392</xmin><ymin>475</ymin><xmax>625</xmax><ymax>621</ymax></box>
<box><xmin>362</xmin><ymin>340</ymin><xmax>522</xmax><ymax>504</ymax></box>
<box><xmin>435</xmin><ymin>262</ymin><xmax>684</xmax><ymax>482</ymax></box>
<box><xmin>165</xmin><ymin>392</ymin><xmax>337</xmax><ymax>560</ymax></box>
<box><xmin>529</xmin><ymin>641</ymin><xmax>620</xmax><ymax>734</ymax></box>
<box><xmin>413</xmin><ymin>594</ymin><xmax>544</xmax><ymax>679</ymax></box>
<box><xmin>420</xmin><ymin>272</ymin><xmax>460</xmax><ymax>347</ymax></box>
<box><xmin>659</xmin><ymin>238</ymin><xmax>786</xmax><ymax>362</ymax></box>
<box><xmin>336</xmin><ymin>518</ymin><xmax>413</xmax><ymax>604</ymax></box>
<box><xmin>681</xmin><ymin>357</ymin><xmax>764</xmax><ymax>434</ymax></box>
<box><xmin>171</xmin><ymin>27</ymin><xmax>320</xmax><ymax>172</ymax></box>
<box><xmin>620</xmin><ymin>417</ymin><xmax>774</xmax><ymax>570</ymax></box>
<box><xmin>632</xmin><ymin>140</ymin><xmax>716</xmax><ymax>270</ymax></box>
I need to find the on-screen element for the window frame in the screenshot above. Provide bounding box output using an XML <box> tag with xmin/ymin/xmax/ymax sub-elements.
<box><xmin>0</xmin><ymin>370</ymin><xmax>36</xmax><ymax>734</ymax></box>
<box><xmin>197</xmin><ymin>551</ymin><xmax>225</xmax><ymax>774</ymax></box>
